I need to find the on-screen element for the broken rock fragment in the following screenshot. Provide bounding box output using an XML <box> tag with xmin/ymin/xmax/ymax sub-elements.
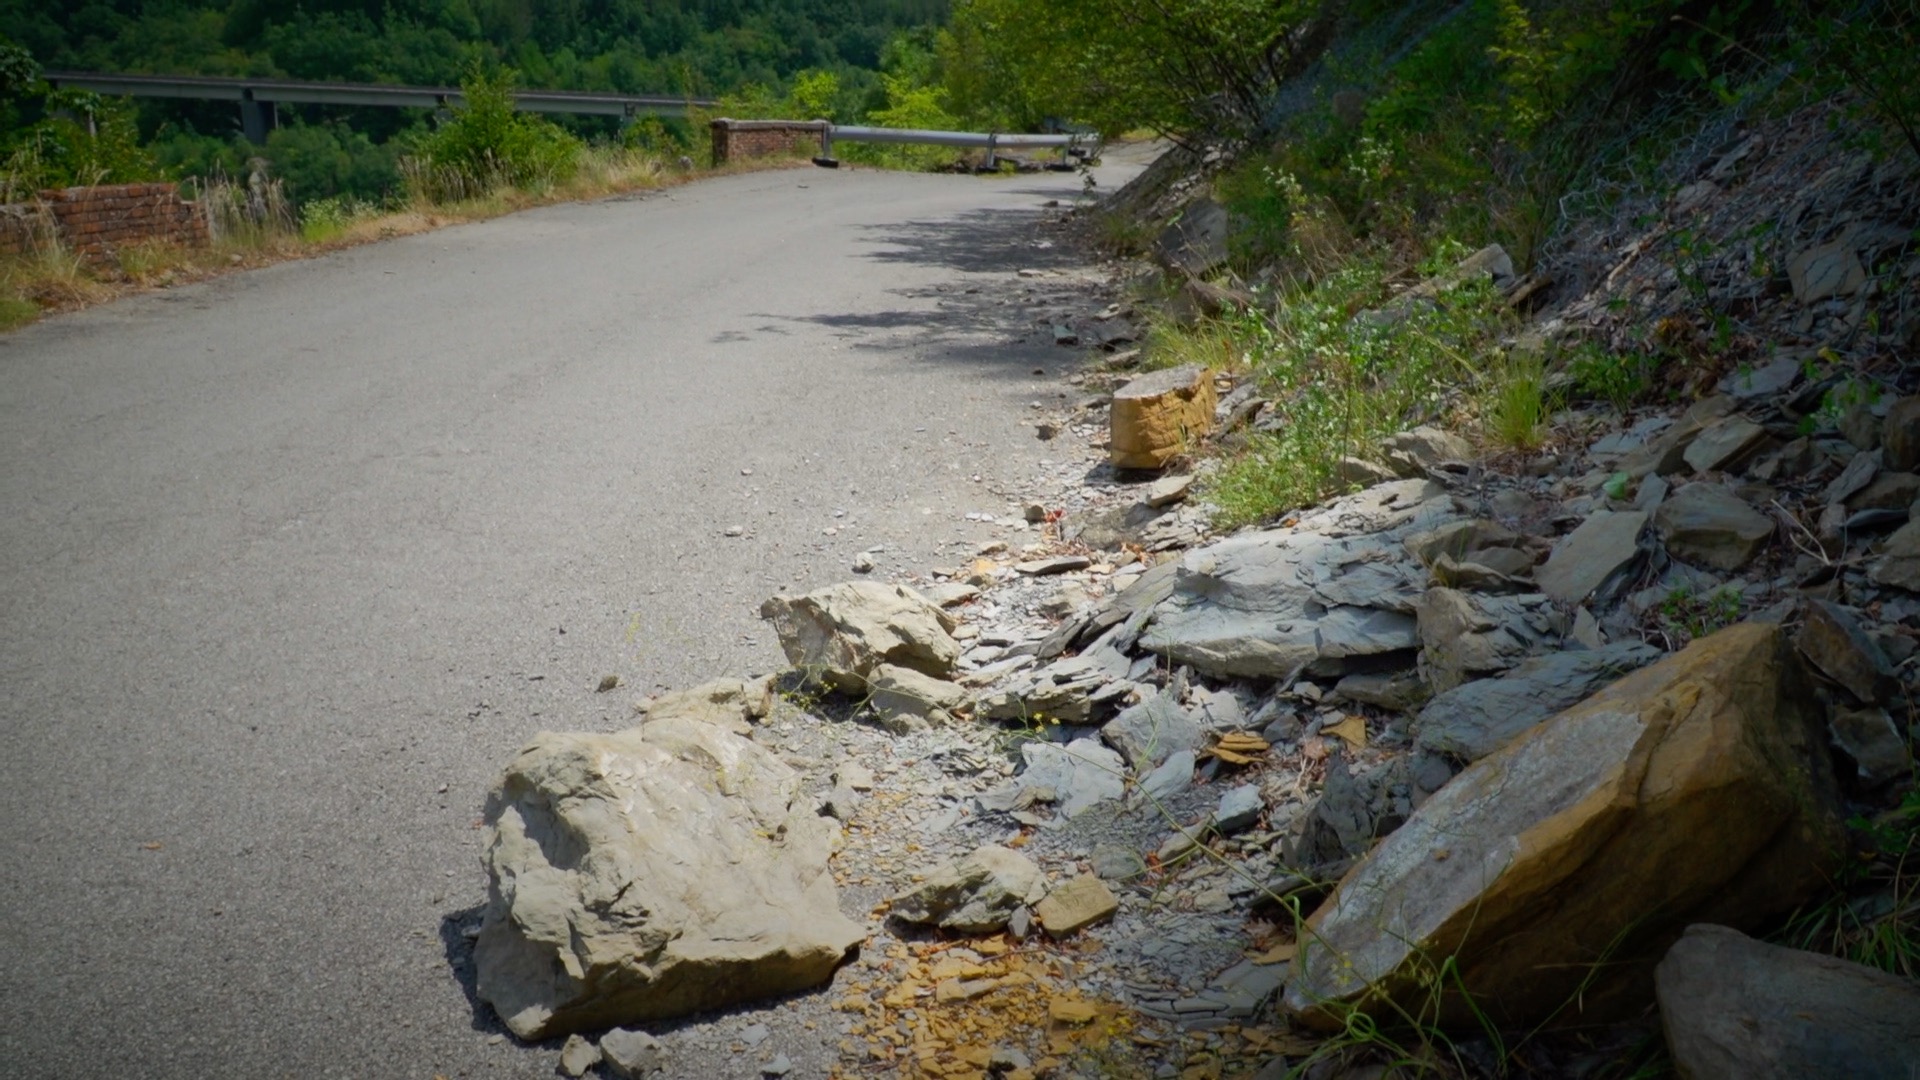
<box><xmin>474</xmin><ymin>718</ymin><xmax>865</xmax><ymax>1039</ymax></box>
<box><xmin>1654</xmin><ymin>483</ymin><xmax>1774</xmax><ymax>570</ymax></box>
<box><xmin>888</xmin><ymin>844</ymin><xmax>1047</xmax><ymax>934</ymax></box>
<box><xmin>1657</xmin><ymin>923</ymin><xmax>1920</xmax><ymax>1080</ymax></box>
<box><xmin>1535</xmin><ymin>510</ymin><xmax>1648</xmax><ymax>606</ymax></box>
<box><xmin>759</xmin><ymin>581</ymin><xmax>959</xmax><ymax>692</ymax></box>
<box><xmin>1035</xmin><ymin>875</ymin><xmax>1119</xmax><ymax>936</ymax></box>
<box><xmin>1110</xmin><ymin>365</ymin><xmax>1216</xmax><ymax>470</ymax></box>
<box><xmin>1287</xmin><ymin>623</ymin><xmax>1844</xmax><ymax>1031</ymax></box>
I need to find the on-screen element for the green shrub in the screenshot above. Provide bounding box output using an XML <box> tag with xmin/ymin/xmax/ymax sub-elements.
<box><xmin>406</xmin><ymin>63</ymin><xmax>582</xmax><ymax>202</ymax></box>
<box><xmin>1208</xmin><ymin>267</ymin><xmax>1508</xmax><ymax>527</ymax></box>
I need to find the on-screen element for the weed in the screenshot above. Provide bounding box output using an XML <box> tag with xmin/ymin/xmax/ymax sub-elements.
<box><xmin>112</xmin><ymin>239</ymin><xmax>193</xmax><ymax>285</ymax></box>
<box><xmin>1655</xmin><ymin>585</ymin><xmax>1744</xmax><ymax>646</ymax></box>
<box><xmin>0</xmin><ymin>292</ymin><xmax>35</xmax><ymax>329</ymax></box>
<box><xmin>1205</xmin><ymin>266</ymin><xmax>1506</xmax><ymax>528</ymax></box>
<box><xmin>1782</xmin><ymin>788</ymin><xmax>1920</xmax><ymax>978</ymax></box>
<box><xmin>1566</xmin><ymin>343</ymin><xmax>1658</xmax><ymax>413</ymax></box>
<box><xmin>1480</xmin><ymin>348</ymin><xmax>1555</xmax><ymax>451</ymax></box>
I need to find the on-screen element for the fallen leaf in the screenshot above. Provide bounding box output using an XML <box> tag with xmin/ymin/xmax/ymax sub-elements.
<box><xmin>140</xmin><ymin>841</ymin><xmax>164</xmax><ymax>851</ymax></box>
<box><xmin>1251</xmin><ymin>941</ymin><xmax>1297</xmax><ymax>964</ymax></box>
<box><xmin>1325</xmin><ymin>714</ymin><xmax>1368</xmax><ymax>750</ymax></box>
<box><xmin>1049</xmin><ymin>997</ymin><xmax>1097</xmax><ymax>1025</ymax></box>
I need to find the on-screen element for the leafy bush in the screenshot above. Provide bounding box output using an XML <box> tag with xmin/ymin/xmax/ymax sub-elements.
<box><xmin>1204</xmin><ymin>268</ymin><xmax>1508</xmax><ymax>527</ymax></box>
<box><xmin>1</xmin><ymin>35</ymin><xmax>159</xmax><ymax>197</ymax></box>
<box><xmin>406</xmin><ymin>64</ymin><xmax>582</xmax><ymax>202</ymax></box>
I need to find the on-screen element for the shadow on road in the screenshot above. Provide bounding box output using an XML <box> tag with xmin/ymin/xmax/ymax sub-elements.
<box><xmin>747</xmin><ymin>203</ymin><xmax>1114</xmax><ymax>381</ymax></box>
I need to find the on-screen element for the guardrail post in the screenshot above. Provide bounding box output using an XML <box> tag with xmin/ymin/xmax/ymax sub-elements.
<box><xmin>983</xmin><ymin>133</ymin><xmax>998</xmax><ymax>172</ymax></box>
<box><xmin>239</xmin><ymin>91</ymin><xmax>276</xmax><ymax>145</ymax></box>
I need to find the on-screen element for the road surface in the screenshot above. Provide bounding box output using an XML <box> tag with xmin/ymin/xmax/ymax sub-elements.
<box><xmin>0</xmin><ymin>156</ymin><xmax>1139</xmax><ymax>1078</ymax></box>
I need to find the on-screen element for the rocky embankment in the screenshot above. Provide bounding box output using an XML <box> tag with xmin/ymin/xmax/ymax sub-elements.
<box><xmin>457</xmin><ymin>110</ymin><xmax>1920</xmax><ymax>1079</ymax></box>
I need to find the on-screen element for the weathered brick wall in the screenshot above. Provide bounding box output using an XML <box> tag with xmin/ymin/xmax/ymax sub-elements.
<box><xmin>710</xmin><ymin>119</ymin><xmax>828</xmax><ymax>167</ymax></box>
<box><xmin>0</xmin><ymin>204</ymin><xmax>53</xmax><ymax>258</ymax></box>
<box><xmin>0</xmin><ymin>183</ymin><xmax>210</xmax><ymax>264</ymax></box>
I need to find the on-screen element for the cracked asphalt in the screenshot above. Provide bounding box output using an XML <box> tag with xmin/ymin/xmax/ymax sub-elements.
<box><xmin>0</xmin><ymin>154</ymin><xmax>1141</xmax><ymax>1079</ymax></box>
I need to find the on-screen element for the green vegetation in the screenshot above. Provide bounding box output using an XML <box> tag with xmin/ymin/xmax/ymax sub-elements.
<box><xmin>1206</xmin><ymin>269</ymin><xmax>1509</xmax><ymax>530</ymax></box>
<box><xmin>1784</xmin><ymin>788</ymin><xmax>1920</xmax><ymax>980</ymax></box>
<box><xmin>1</xmin><ymin>0</ymin><xmax>961</xmax><ymax>209</ymax></box>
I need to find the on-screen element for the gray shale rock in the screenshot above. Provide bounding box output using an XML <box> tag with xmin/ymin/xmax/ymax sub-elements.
<box><xmin>1535</xmin><ymin>510</ymin><xmax>1649</xmax><ymax>606</ymax></box>
<box><xmin>1657</xmin><ymin>923</ymin><xmax>1920</xmax><ymax>1080</ymax></box>
<box><xmin>1101</xmin><ymin>688</ymin><xmax>1205</xmax><ymax>771</ymax></box>
<box><xmin>759</xmin><ymin>581</ymin><xmax>959</xmax><ymax>692</ymax></box>
<box><xmin>1381</xmin><ymin>426</ymin><xmax>1473</xmax><ymax>477</ymax></box>
<box><xmin>600</xmin><ymin>1029</ymin><xmax>664</xmax><ymax>1078</ymax></box>
<box><xmin>1871</xmin><ymin>521</ymin><xmax>1920</xmax><ymax>591</ymax></box>
<box><xmin>1655</xmin><ymin>483</ymin><xmax>1774</xmax><ymax>570</ymax></box>
<box><xmin>1797</xmin><ymin>599</ymin><xmax>1896</xmax><ymax>705</ymax></box>
<box><xmin>888</xmin><ymin>844</ymin><xmax>1047</xmax><ymax>933</ymax></box>
<box><xmin>1414</xmin><ymin>641</ymin><xmax>1663</xmax><ymax>762</ymax></box>
<box><xmin>867</xmin><ymin>663</ymin><xmax>968</xmax><ymax>729</ymax></box>
<box><xmin>1829</xmin><ymin>705</ymin><xmax>1910</xmax><ymax>787</ymax></box>
<box><xmin>1415</xmin><ymin>588</ymin><xmax>1555</xmax><ymax>693</ymax></box>
<box><xmin>1138</xmin><ymin>481</ymin><xmax>1453</xmax><ymax>679</ymax></box>
<box><xmin>979</xmin><ymin>738</ymin><xmax>1127</xmax><ymax>820</ymax></box>
<box><xmin>474</xmin><ymin>719</ymin><xmax>865</xmax><ymax>1038</ymax></box>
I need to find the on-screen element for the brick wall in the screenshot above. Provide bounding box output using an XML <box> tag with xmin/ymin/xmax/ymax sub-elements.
<box><xmin>0</xmin><ymin>183</ymin><xmax>210</xmax><ymax>264</ymax></box>
<box><xmin>710</xmin><ymin>119</ymin><xmax>828</xmax><ymax>167</ymax></box>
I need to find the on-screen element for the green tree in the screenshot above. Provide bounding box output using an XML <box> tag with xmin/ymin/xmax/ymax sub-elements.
<box><xmin>942</xmin><ymin>0</ymin><xmax>1342</xmax><ymax>138</ymax></box>
<box><xmin>409</xmin><ymin>62</ymin><xmax>581</xmax><ymax>197</ymax></box>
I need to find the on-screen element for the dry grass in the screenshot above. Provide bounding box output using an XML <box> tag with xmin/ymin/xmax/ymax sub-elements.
<box><xmin>0</xmin><ymin>147</ymin><xmax>792</xmax><ymax>332</ymax></box>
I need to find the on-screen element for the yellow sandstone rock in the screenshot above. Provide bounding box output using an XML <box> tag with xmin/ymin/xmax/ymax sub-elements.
<box><xmin>1110</xmin><ymin>365</ymin><xmax>1217</xmax><ymax>470</ymax></box>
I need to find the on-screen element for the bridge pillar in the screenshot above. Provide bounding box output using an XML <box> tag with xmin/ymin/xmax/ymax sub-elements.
<box><xmin>240</xmin><ymin>94</ymin><xmax>278</xmax><ymax>145</ymax></box>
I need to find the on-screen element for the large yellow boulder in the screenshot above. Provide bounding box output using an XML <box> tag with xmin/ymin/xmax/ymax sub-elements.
<box><xmin>1285</xmin><ymin>622</ymin><xmax>1844</xmax><ymax>1030</ymax></box>
<box><xmin>1110</xmin><ymin>365</ymin><xmax>1216</xmax><ymax>470</ymax></box>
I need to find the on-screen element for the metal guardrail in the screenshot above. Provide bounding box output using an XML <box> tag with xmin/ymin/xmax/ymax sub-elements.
<box><xmin>820</xmin><ymin>124</ymin><xmax>1098</xmax><ymax>169</ymax></box>
<box><xmin>43</xmin><ymin>71</ymin><xmax>708</xmax><ymax>143</ymax></box>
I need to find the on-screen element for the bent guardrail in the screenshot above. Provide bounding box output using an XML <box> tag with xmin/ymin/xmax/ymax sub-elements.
<box><xmin>708</xmin><ymin>118</ymin><xmax>1099</xmax><ymax>170</ymax></box>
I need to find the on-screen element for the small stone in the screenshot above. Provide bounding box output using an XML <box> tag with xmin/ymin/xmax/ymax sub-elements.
<box><xmin>1847</xmin><ymin>472</ymin><xmax>1920</xmax><ymax>512</ymax></box>
<box><xmin>1797</xmin><ymin>600</ymin><xmax>1896</xmax><ymax>704</ymax></box>
<box><xmin>1333</xmin><ymin>456</ymin><xmax>1399</xmax><ymax>488</ymax></box>
<box><xmin>1824</xmin><ymin>450</ymin><xmax>1881</xmax><ymax>505</ymax></box>
<box><xmin>596</xmin><ymin>674</ymin><xmax>620</xmax><ymax>693</ymax></box>
<box><xmin>1215</xmin><ymin>784</ymin><xmax>1264</xmax><ymax>832</ymax></box>
<box><xmin>739</xmin><ymin>1023</ymin><xmax>769</xmax><ymax>1047</ymax></box>
<box><xmin>1872</xmin><ymin>521</ymin><xmax>1920</xmax><ymax>591</ymax></box>
<box><xmin>1023</xmin><ymin>503</ymin><xmax>1049</xmax><ymax>523</ymax></box>
<box><xmin>1111</xmin><ymin>365</ymin><xmax>1216</xmax><ymax>470</ymax></box>
<box><xmin>1830</xmin><ymin>706</ymin><xmax>1910</xmax><ymax>787</ymax></box>
<box><xmin>1090</xmin><ymin>843</ymin><xmax>1143</xmax><ymax>880</ymax></box>
<box><xmin>1144</xmin><ymin>474</ymin><xmax>1194</xmax><ymax>508</ymax></box>
<box><xmin>851</xmin><ymin>552</ymin><xmax>876</xmax><ymax>574</ymax></box>
<box><xmin>1381</xmin><ymin>425</ymin><xmax>1474</xmax><ymax>476</ymax></box>
<box><xmin>1035</xmin><ymin>875</ymin><xmax>1119</xmax><ymax>936</ymax></box>
<box><xmin>724</xmin><ymin>525</ymin><xmax>746</xmax><ymax>537</ymax></box>
<box><xmin>1682</xmin><ymin>416</ymin><xmax>1768</xmax><ymax>473</ymax></box>
<box><xmin>559</xmin><ymin>1035</ymin><xmax>601</xmax><ymax>1078</ymax></box>
<box><xmin>601</xmin><ymin>1028</ymin><xmax>665</xmax><ymax>1078</ymax></box>
<box><xmin>834</xmin><ymin>762</ymin><xmax>875</xmax><ymax>791</ymax></box>
<box><xmin>1788</xmin><ymin>241</ymin><xmax>1867</xmax><ymax>303</ymax></box>
<box><xmin>761</xmin><ymin>1054</ymin><xmax>793</xmax><ymax>1077</ymax></box>
<box><xmin>1015</xmin><ymin>555</ymin><xmax>1092</xmax><ymax>576</ymax></box>
<box><xmin>888</xmin><ymin>844</ymin><xmax>1046</xmax><ymax>933</ymax></box>
<box><xmin>1007</xmin><ymin>906</ymin><xmax>1031</xmax><ymax>939</ymax></box>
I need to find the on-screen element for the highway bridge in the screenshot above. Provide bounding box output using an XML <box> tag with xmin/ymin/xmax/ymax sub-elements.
<box><xmin>42</xmin><ymin>70</ymin><xmax>713</xmax><ymax>143</ymax></box>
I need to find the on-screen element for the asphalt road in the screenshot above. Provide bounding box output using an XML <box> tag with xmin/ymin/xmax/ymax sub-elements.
<box><xmin>0</xmin><ymin>156</ymin><xmax>1140</xmax><ymax>1078</ymax></box>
